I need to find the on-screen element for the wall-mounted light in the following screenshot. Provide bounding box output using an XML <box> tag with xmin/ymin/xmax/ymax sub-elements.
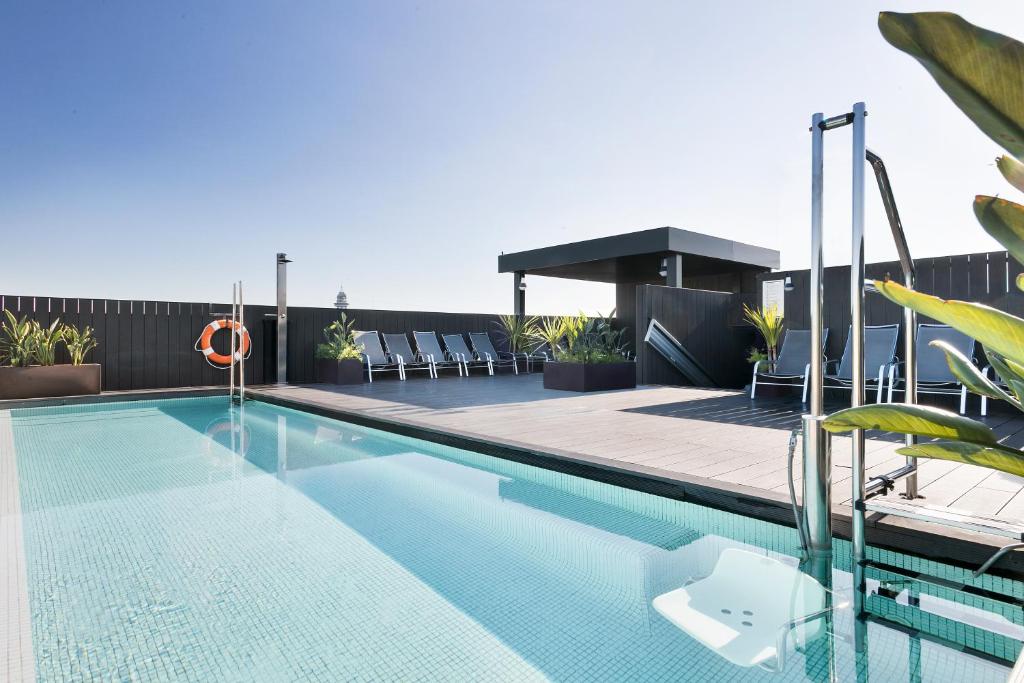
<box><xmin>518</xmin><ymin>276</ymin><xmax>527</xmax><ymax>291</ymax></box>
<box><xmin>784</xmin><ymin>275</ymin><xmax>794</xmax><ymax>292</ymax></box>
<box><xmin>658</xmin><ymin>258</ymin><xmax>668</xmax><ymax>278</ymax></box>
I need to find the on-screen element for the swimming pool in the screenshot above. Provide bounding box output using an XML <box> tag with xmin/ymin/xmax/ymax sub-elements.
<box><xmin>1</xmin><ymin>396</ymin><xmax>1019</xmax><ymax>681</ymax></box>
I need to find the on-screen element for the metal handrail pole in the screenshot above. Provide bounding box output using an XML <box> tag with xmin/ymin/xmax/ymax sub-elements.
<box><xmin>866</xmin><ymin>150</ymin><xmax>918</xmax><ymax>499</ymax></box>
<box><xmin>230</xmin><ymin>283</ymin><xmax>237</xmax><ymax>402</ymax></box>
<box><xmin>239</xmin><ymin>281</ymin><xmax>245</xmax><ymax>404</ymax></box>
<box><xmin>801</xmin><ymin>111</ymin><xmax>833</xmax><ymax>561</ymax></box>
<box><xmin>851</xmin><ymin>102</ymin><xmax>868</xmax><ymax>614</ymax></box>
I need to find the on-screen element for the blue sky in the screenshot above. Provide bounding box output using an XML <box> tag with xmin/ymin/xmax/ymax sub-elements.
<box><xmin>3</xmin><ymin>1</ymin><xmax>1024</xmax><ymax>314</ymax></box>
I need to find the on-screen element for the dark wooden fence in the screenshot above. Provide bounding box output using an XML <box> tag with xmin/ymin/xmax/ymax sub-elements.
<box><xmin>0</xmin><ymin>294</ymin><xmax>515</xmax><ymax>390</ymax></box>
<box><xmin>755</xmin><ymin>250</ymin><xmax>1023</xmax><ymax>363</ymax></box>
<box><xmin>634</xmin><ymin>285</ymin><xmax>753</xmax><ymax>388</ymax></box>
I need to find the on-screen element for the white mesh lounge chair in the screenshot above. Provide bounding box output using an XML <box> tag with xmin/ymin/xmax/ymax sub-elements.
<box><xmin>354</xmin><ymin>330</ymin><xmax>405</xmax><ymax>382</ymax></box>
<box><xmin>382</xmin><ymin>333</ymin><xmax>435</xmax><ymax>379</ymax></box>
<box><xmin>652</xmin><ymin>548</ymin><xmax>846</xmax><ymax>672</ymax></box>
<box><xmin>443</xmin><ymin>333</ymin><xmax>493</xmax><ymax>376</ymax></box>
<box><xmin>887</xmin><ymin>324</ymin><xmax>976</xmax><ymax>414</ymax></box>
<box><xmin>469</xmin><ymin>332</ymin><xmax>520</xmax><ymax>375</ymax></box>
<box><xmin>412</xmin><ymin>331</ymin><xmax>464</xmax><ymax>377</ymax></box>
<box><xmin>824</xmin><ymin>324</ymin><xmax>899</xmax><ymax>403</ymax></box>
<box><xmin>750</xmin><ymin>329</ymin><xmax>827</xmax><ymax>403</ymax></box>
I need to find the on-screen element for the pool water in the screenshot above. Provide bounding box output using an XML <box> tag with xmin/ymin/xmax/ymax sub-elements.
<box><xmin>3</xmin><ymin>397</ymin><xmax>1019</xmax><ymax>681</ymax></box>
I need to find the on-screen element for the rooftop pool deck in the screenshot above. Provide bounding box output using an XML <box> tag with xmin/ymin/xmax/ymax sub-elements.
<box><xmin>252</xmin><ymin>374</ymin><xmax>1024</xmax><ymax>572</ymax></box>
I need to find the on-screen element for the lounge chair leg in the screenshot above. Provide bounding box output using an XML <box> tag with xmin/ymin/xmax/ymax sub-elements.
<box><xmin>875</xmin><ymin>365</ymin><xmax>885</xmax><ymax>404</ymax></box>
<box><xmin>887</xmin><ymin>365</ymin><xmax>896</xmax><ymax>404</ymax></box>
<box><xmin>367</xmin><ymin>363</ymin><xmax>373</xmax><ymax>383</ymax></box>
<box><xmin>802</xmin><ymin>363</ymin><xmax>810</xmax><ymax>404</ymax></box>
<box><xmin>960</xmin><ymin>385</ymin><xmax>967</xmax><ymax>415</ymax></box>
<box><xmin>750</xmin><ymin>361</ymin><xmax>759</xmax><ymax>400</ymax></box>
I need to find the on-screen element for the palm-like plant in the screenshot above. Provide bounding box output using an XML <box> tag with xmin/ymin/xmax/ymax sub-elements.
<box><xmin>63</xmin><ymin>324</ymin><xmax>98</xmax><ymax>365</ymax></box>
<box><xmin>822</xmin><ymin>12</ymin><xmax>1024</xmax><ymax>477</ymax></box>
<box><xmin>532</xmin><ymin>317</ymin><xmax>567</xmax><ymax>360</ymax></box>
<box><xmin>743</xmin><ymin>303</ymin><xmax>784</xmax><ymax>365</ymax></box>
<box><xmin>561</xmin><ymin>312</ymin><xmax>588</xmax><ymax>355</ymax></box>
<box><xmin>495</xmin><ymin>314</ymin><xmax>539</xmax><ymax>354</ymax></box>
<box><xmin>0</xmin><ymin>310</ymin><xmax>36</xmax><ymax>367</ymax></box>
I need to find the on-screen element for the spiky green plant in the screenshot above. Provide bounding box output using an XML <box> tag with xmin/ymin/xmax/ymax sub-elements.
<box><xmin>62</xmin><ymin>324</ymin><xmax>98</xmax><ymax>365</ymax></box>
<box><xmin>29</xmin><ymin>319</ymin><xmax>63</xmax><ymax>366</ymax></box>
<box><xmin>821</xmin><ymin>12</ymin><xmax>1024</xmax><ymax>477</ymax></box>
<box><xmin>495</xmin><ymin>314</ymin><xmax>539</xmax><ymax>354</ymax></box>
<box><xmin>743</xmin><ymin>303</ymin><xmax>784</xmax><ymax>365</ymax></box>
<box><xmin>531</xmin><ymin>317</ymin><xmax>567</xmax><ymax>359</ymax></box>
<box><xmin>561</xmin><ymin>312</ymin><xmax>588</xmax><ymax>355</ymax></box>
<box><xmin>0</xmin><ymin>310</ymin><xmax>36</xmax><ymax>367</ymax></box>
<box><xmin>315</xmin><ymin>312</ymin><xmax>363</xmax><ymax>361</ymax></box>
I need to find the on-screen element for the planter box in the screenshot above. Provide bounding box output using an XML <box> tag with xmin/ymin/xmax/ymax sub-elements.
<box><xmin>316</xmin><ymin>358</ymin><xmax>364</xmax><ymax>385</ymax></box>
<box><xmin>542</xmin><ymin>361</ymin><xmax>636</xmax><ymax>392</ymax></box>
<box><xmin>0</xmin><ymin>364</ymin><xmax>102</xmax><ymax>400</ymax></box>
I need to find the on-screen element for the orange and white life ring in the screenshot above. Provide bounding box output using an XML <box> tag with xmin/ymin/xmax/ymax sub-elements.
<box><xmin>195</xmin><ymin>319</ymin><xmax>251</xmax><ymax>368</ymax></box>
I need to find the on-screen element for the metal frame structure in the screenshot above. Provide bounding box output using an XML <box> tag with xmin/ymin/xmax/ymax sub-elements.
<box><xmin>230</xmin><ymin>280</ymin><xmax>246</xmax><ymax>405</ymax></box>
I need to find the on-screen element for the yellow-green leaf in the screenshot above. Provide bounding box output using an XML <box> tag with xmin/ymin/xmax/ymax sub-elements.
<box><xmin>987</xmin><ymin>350</ymin><xmax>1024</xmax><ymax>402</ymax></box>
<box><xmin>879</xmin><ymin>12</ymin><xmax>1024</xmax><ymax>158</ymax></box>
<box><xmin>931</xmin><ymin>339</ymin><xmax>1017</xmax><ymax>405</ymax></box>
<box><xmin>823</xmin><ymin>404</ymin><xmax>997</xmax><ymax>446</ymax></box>
<box><xmin>897</xmin><ymin>441</ymin><xmax>1024</xmax><ymax>478</ymax></box>
<box><xmin>998</xmin><ymin>155</ymin><xmax>1024</xmax><ymax>193</ymax></box>
<box><xmin>1017</xmin><ymin>272</ymin><xmax>1024</xmax><ymax>292</ymax></box>
<box><xmin>974</xmin><ymin>195</ymin><xmax>1024</xmax><ymax>267</ymax></box>
<box><xmin>874</xmin><ymin>279</ymin><xmax>1024</xmax><ymax>367</ymax></box>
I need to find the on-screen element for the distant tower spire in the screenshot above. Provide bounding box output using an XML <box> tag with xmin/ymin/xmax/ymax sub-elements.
<box><xmin>334</xmin><ymin>284</ymin><xmax>350</xmax><ymax>310</ymax></box>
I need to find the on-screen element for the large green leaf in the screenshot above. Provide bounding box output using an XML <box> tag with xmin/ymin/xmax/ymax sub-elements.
<box><xmin>987</xmin><ymin>351</ymin><xmax>1024</xmax><ymax>403</ymax></box>
<box><xmin>997</xmin><ymin>156</ymin><xmax>1024</xmax><ymax>194</ymax></box>
<box><xmin>822</xmin><ymin>403</ymin><xmax>997</xmax><ymax>446</ymax></box>
<box><xmin>897</xmin><ymin>441</ymin><xmax>1024</xmax><ymax>478</ymax></box>
<box><xmin>931</xmin><ymin>339</ymin><xmax>1018</xmax><ymax>406</ymax></box>
<box><xmin>878</xmin><ymin>12</ymin><xmax>1024</xmax><ymax>159</ymax></box>
<box><xmin>974</xmin><ymin>195</ymin><xmax>1024</xmax><ymax>267</ymax></box>
<box><xmin>874</xmin><ymin>279</ymin><xmax>1024</xmax><ymax>367</ymax></box>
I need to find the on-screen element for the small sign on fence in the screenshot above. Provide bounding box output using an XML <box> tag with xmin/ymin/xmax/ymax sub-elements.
<box><xmin>761</xmin><ymin>279</ymin><xmax>785</xmax><ymax>316</ymax></box>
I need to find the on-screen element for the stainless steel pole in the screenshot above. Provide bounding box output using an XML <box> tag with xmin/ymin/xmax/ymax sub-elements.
<box><xmin>230</xmin><ymin>283</ymin><xmax>237</xmax><ymax>402</ymax></box>
<box><xmin>802</xmin><ymin>112</ymin><xmax>832</xmax><ymax>560</ymax></box>
<box><xmin>276</xmin><ymin>254</ymin><xmax>289</xmax><ymax>385</ymax></box>
<box><xmin>239</xmin><ymin>281</ymin><xmax>245</xmax><ymax>404</ymax></box>
<box><xmin>851</xmin><ymin>102</ymin><xmax>868</xmax><ymax>613</ymax></box>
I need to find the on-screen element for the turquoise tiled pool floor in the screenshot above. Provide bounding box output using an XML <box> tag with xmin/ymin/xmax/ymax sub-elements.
<box><xmin>4</xmin><ymin>397</ymin><xmax>1019</xmax><ymax>681</ymax></box>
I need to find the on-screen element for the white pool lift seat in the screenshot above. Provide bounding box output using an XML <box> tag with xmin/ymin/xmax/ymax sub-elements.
<box><xmin>652</xmin><ymin>548</ymin><xmax>846</xmax><ymax>672</ymax></box>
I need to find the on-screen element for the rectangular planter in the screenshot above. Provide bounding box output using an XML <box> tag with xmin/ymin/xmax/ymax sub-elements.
<box><xmin>0</xmin><ymin>364</ymin><xmax>102</xmax><ymax>400</ymax></box>
<box><xmin>542</xmin><ymin>361</ymin><xmax>636</xmax><ymax>392</ymax></box>
<box><xmin>315</xmin><ymin>358</ymin><xmax>364</xmax><ymax>385</ymax></box>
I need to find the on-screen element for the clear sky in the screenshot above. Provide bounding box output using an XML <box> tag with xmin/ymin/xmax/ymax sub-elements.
<box><xmin>3</xmin><ymin>1</ymin><xmax>1023</xmax><ymax>314</ymax></box>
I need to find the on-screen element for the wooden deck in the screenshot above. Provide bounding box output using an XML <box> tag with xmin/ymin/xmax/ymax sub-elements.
<box><xmin>254</xmin><ymin>374</ymin><xmax>1024</xmax><ymax>524</ymax></box>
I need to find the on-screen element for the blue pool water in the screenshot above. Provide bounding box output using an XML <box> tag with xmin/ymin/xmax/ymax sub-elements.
<box><xmin>4</xmin><ymin>397</ymin><xmax>1020</xmax><ymax>681</ymax></box>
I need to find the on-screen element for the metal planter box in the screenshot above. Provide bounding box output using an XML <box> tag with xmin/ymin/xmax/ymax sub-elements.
<box><xmin>315</xmin><ymin>358</ymin><xmax>364</xmax><ymax>385</ymax></box>
<box><xmin>542</xmin><ymin>361</ymin><xmax>636</xmax><ymax>392</ymax></box>
<box><xmin>0</xmin><ymin>364</ymin><xmax>102</xmax><ymax>400</ymax></box>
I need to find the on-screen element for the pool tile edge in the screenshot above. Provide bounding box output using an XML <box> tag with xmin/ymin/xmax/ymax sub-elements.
<box><xmin>0</xmin><ymin>412</ymin><xmax>34</xmax><ymax>683</ymax></box>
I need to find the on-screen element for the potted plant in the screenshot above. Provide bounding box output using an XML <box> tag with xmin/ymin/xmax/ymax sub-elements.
<box><xmin>314</xmin><ymin>313</ymin><xmax>364</xmax><ymax>384</ymax></box>
<box><xmin>743</xmin><ymin>303</ymin><xmax>784</xmax><ymax>367</ymax></box>
<box><xmin>539</xmin><ymin>311</ymin><xmax>636</xmax><ymax>392</ymax></box>
<box><xmin>0</xmin><ymin>311</ymin><xmax>102</xmax><ymax>400</ymax></box>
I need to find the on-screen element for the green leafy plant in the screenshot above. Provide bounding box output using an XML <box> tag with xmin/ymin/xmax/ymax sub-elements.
<box><xmin>747</xmin><ymin>347</ymin><xmax>769</xmax><ymax>365</ymax></box>
<box><xmin>743</xmin><ymin>303</ymin><xmax>784</xmax><ymax>364</ymax></box>
<box><xmin>29</xmin><ymin>319</ymin><xmax>63</xmax><ymax>366</ymax></box>
<box><xmin>495</xmin><ymin>314</ymin><xmax>539</xmax><ymax>354</ymax></box>
<box><xmin>560</xmin><ymin>311</ymin><xmax>630</xmax><ymax>364</ymax></box>
<box><xmin>0</xmin><ymin>310</ymin><xmax>36</xmax><ymax>367</ymax></box>
<box><xmin>315</xmin><ymin>313</ymin><xmax>363</xmax><ymax>361</ymax></box>
<box><xmin>62</xmin><ymin>324</ymin><xmax>98</xmax><ymax>365</ymax></box>
<box><xmin>561</xmin><ymin>312</ymin><xmax>588</xmax><ymax>355</ymax></box>
<box><xmin>821</xmin><ymin>12</ymin><xmax>1024</xmax><ymax>477</ymax></box>
<box><xmin>531</xmin><ymin>317</ymin><xmax>567</xmax><ymax>358</ymax></box>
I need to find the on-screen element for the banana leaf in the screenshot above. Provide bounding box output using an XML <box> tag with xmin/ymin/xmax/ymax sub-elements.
<box><xmin>997</xmin><ymin>155</ymin><xmax>1024</xmax><ymax>194</ymax></box>
<box><xmin>879</xmin><ymin>12</ymin><xmax>1024</xmax><ymax>159</ymax></box>
<box><xmin>822</xmin><ymin>403</ymin><xmax>997</xmax><ymax>446</ymax></box>
<box><xmin>874</xmin><ymin>279</ymin><xmax>1024</xmax><ymax>367</ymax></box>
<box><xmin>931</xmin><ymin>339</ymin><xmax>1016</xmax><ymax>405</ymax></box>
<box><xmin>974</xmin><ymin>196</ymin><xmax>1024</xmax><ymax>269</ymax></box>
<box><xmin>897</xmin><ymin>441</ymin><xmax>1024</xmax><ymax>478</ymax></box>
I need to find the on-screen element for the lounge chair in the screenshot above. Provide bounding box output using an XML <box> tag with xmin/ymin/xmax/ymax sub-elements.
<box><xmin>824</xmin><ymin>324</ymin><xmax>900</xmax><ymax>403</ymax></box>
<box><xmin>524</xmin><ymin>340</ymin><xmax>553</xmax><ymax>372</ymax></box>
<box><xmin>353</xmin><ymin>330</ymin><xmax>405</xmax><ymax>382</ymax></box>
<box><xmin>412</xmin><ymin>331</ymin><xmax>464</xmax><ymax>377</ymax></box>
<box><xmin>442</xmin><ymin>333</ymin><xmax>493</xmax><ymax>375</ymax></box>
<box><xmin>887</xmin><ymin>324</ymin><xmax>975</xmax><ymax>414</ymax></box>
<box><xmin>468</xmin><ymin>332</ymin><xmax>521</xmax><ymax>375</ymax></box>
<box><xmin>750</xmin><ymin>329</ymin><xmax>827</xmax><ymax>403</ymax></box>
<box><xmin>382</xmin><ymin>333</ymin><xmax>435</xmax><ymax>379</ymax></box>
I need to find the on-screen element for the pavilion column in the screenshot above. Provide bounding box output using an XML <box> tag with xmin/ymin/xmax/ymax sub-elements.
<box><xmin>664</xmin><ymin>254</ymin><xmax>683</xmax><ymax>287</ymax></box>
<box><xmin>514</xmin><ymin>271</ymin><xmax>526</xmax><ymax>317</ymax></box>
